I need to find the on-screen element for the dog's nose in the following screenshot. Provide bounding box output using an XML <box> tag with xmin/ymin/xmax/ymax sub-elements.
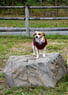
<box><xmin>36</xmin><ymin>36</ymin><xmax>38</xmax><ymax>38</ymax></box>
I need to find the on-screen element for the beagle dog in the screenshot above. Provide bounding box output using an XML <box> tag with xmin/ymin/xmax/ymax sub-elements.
<box><xmin>32</xmin><ymin>31</ymin><xmax>47</xmax><ymax>58</ymax></box>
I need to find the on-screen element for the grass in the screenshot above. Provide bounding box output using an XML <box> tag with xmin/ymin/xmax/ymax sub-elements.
<box><xmin>0</xmin><ymin>35</ymin><xmax>68</xmax><ymax>95</ymax></box>
<box><xmin>0</xmin><ymin>20</ymin><xmax>68</xmax><ymax>27</ymax></box>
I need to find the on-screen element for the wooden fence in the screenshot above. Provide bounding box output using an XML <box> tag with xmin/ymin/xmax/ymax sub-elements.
<box><xmin>0</xmin><ymin>5</ymin><xmax>68</xmax><ymax>36</ymax></box>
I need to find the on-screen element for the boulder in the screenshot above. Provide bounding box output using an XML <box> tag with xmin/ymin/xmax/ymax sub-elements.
<box><xmin>4</xmin><ymin>53</ymin><xmax>66</xmax><ymax>88</ymax></box>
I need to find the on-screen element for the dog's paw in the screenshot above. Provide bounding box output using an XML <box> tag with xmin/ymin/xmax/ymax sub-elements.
<box><xmin>43</xmin><ymin>54</ymin><xmax>46</xmax><ymax>57</ymax></box>
<box><xmin>36</xmin><ymin>55</ymin><xmax>39</xmax><ymax>58</ymax></box>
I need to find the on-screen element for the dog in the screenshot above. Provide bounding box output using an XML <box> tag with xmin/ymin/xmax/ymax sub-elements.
<box><xmin>32</xmin><ymin>31</ymin><xmax>47</xmax><ymax>58</ymax></box>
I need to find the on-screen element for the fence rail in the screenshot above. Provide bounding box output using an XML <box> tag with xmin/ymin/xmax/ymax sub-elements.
<box><xmin>0</xmin><ymin>6</ymin><xmax>25</xmax><ymax>9</ymax></box>
<box><xmin>0</xmin><ymin>27</ymin><xmax>68</xmax><ymax>32</ymax></box>
<box><xmin>0</xmin><ymin>17</ymin><xmax>25</xmax><ymax>20</ymax></box>
<box><xmin>30</xmin><ymin>17</ymin><xmax>68</xmax><ymax>20</ymax></box>
<box><xmin>30</xmin><ymin>6</ymin><xmax>68</xmax><ymax>9</ymax></box>
<box><xmin>0</xmin><ymin>5</ymin><xmax>68</xmax><ymax>36</ymax></box>
<box><xmin>0</xmin><ymin>17</ymin><xmax>68</xmax><ymax>20</ymax></box>
<box><xmin>0</xmin><ymin>6</ymin><xmax>68</xmax><ymax>9</ymax></box>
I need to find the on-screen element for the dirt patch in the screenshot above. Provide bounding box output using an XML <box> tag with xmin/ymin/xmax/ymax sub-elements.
<box><xmin>48</xmin><ymin>41</ymin><xmax>65</xmax><ymax>45</ymax></box>
<box><xmin>11</xmin><ymin>42</ymin><xmax>32</xmax><ymax>52</ymax></box>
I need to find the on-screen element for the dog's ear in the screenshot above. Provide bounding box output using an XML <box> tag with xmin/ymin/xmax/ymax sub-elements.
<box><xmin>42</xmin><ymin>33</ymin><xmax>45</xmax><ymax>36</ymax></box>
<box><xmin>33</xmin><ymin>32</ymin><xmax>36</xmax><ymax>36</ymax></box>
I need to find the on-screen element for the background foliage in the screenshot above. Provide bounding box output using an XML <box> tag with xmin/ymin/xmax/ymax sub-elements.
<box><xmin>0</xmin><ymin>0</ymin><xmax>68</xmax><ymax>6</ymax></box>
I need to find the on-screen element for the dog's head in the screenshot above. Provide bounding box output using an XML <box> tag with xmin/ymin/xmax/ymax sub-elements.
<box><xmin>33</xmin><ymin>31</ymin><xmax>45</xmax><ymax>39</ymax></box>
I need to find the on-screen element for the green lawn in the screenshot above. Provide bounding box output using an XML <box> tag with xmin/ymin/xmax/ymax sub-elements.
<box><xmin>0</xmin><ymin>20</ymin><xmax>68</xmax><ymax>27</ymax></box>
<box><xmin>0</xmin><ymin>35</ymin><xmax>68</xmax><ymax>95</ymax></box>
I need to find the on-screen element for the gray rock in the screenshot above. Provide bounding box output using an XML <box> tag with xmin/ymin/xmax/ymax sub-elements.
<box><xmin>4</xmin><ymin>53</ymin><xmax>67</xmax><ymax>88</ymax></box>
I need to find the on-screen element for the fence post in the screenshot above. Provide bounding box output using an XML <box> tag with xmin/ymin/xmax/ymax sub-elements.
<box><xmin>25</xmin><ymin>4</ymin><xmax>30</xmax><ymax>37</ymax></box>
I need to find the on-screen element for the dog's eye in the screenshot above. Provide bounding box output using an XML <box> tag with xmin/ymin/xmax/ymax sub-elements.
<box><xmin>38</xmin><ymin>33</ymin><xmax>41</xmax><ymax>35</ymax></box>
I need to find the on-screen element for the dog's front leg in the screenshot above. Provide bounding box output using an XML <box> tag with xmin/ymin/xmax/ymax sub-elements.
<box><xmin>43</xmin><ymin>47</ymin><xmax>46</xmax><ymax>57</ymax></box>
<box><xmin>32</xmin><ymin>45</ymin><xmax>36</xmax><ymax>55</ymax></box>
<box><xmin>35</xmin><ymin>47</ymin><xmax>39</xmax><ymax>58</ymax></box>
